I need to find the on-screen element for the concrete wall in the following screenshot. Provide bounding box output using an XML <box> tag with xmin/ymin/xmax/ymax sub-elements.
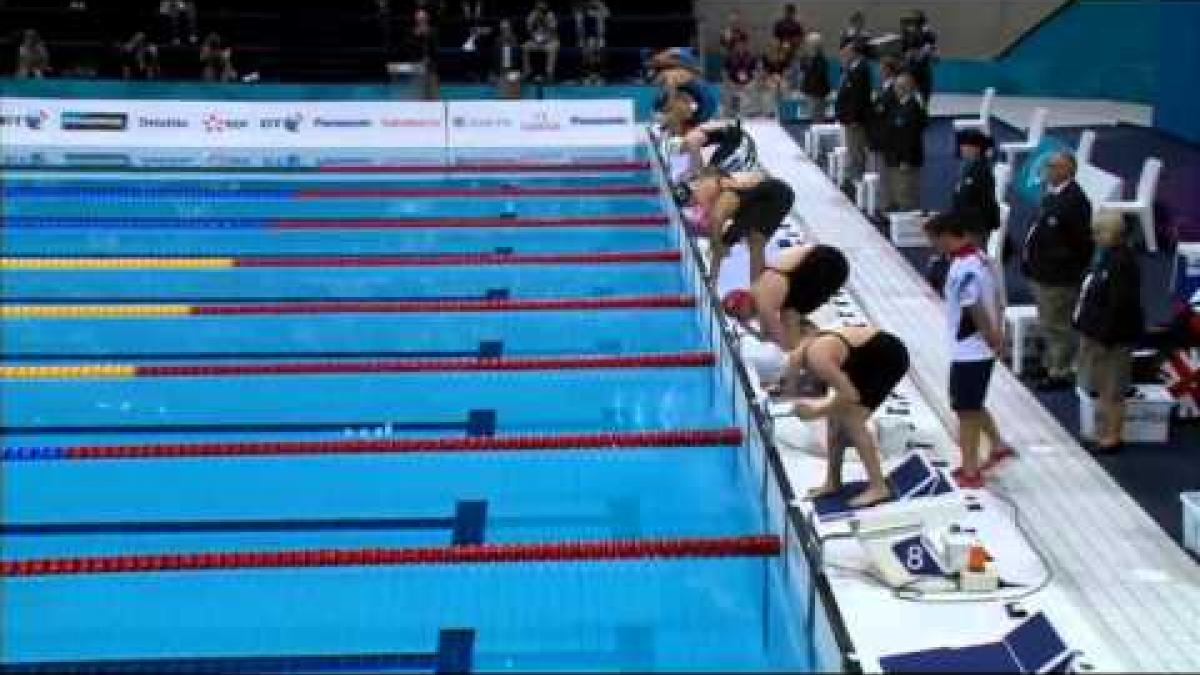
<box><xmin>694</xmin><ymin>0</ymin><xmax>1066</xmax><ymax>58</ymax></box>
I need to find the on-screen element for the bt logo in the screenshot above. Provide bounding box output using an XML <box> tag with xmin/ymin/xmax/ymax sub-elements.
<box><xmin>260</xmin><ymin>113</ymin><xmax>304</xmax><ymax>132</ymax></box>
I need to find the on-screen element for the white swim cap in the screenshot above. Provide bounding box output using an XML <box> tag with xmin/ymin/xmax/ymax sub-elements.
<box><xmin>741</xmin><ymin>334</ymin><xmax>787</xmax><ymax>385</ymax></box>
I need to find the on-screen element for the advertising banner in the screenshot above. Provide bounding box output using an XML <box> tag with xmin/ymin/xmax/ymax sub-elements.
<box><xmin>0</xmin><ymin>99</ymin><xmax>447</xmax><ymax>148</ymax></box>
<box><xmin>445</xmin><ymin>99</ymin><xmax>635</xmax><ymax>148</ymax></box>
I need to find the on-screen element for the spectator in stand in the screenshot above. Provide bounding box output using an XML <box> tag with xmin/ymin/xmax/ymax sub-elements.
<box><xmin>15</xmin><ymin>29</ymin><xmax>50</xmax><ymax>78</ymax></box>
<box><xmin>491</xmin><ymin>18</ymin><xmax>522</xmax><ymax>96</ymax></box>
<box><xmin>410</xmin><ymin>7</ymin><xmax>440</xmax><ymax>99</ymax></box>
<box><xmin>159</xmin><ymin>0</ymin><xmax>198</xmax><ymax>46</ymax></box>
<box><xmin>951</xmin><ymin>129</ymin><xmax>1000</xmax><ymax>248</ymax></box>
<box><xmin>199</xmin><ymin>32</ymin><xmax>235</xmax><ymax>82</ymax></box>
<box><xmin>867</xmin><ymin>55</ymin><xmax>902</xmax><ymax>206</ymax></box>
<box><xmin>120</xmin><ymin>31</ymin><xmax>161</xmax><ymax>80</ymax></box>
<box><xmin>834</xmin><ymin>39</ymin><xmax>872</xmax><ymax>193</ymax></box>
<box><xmin>839</xmin><ymin>10</ymin><xmax>872</xmax><ymax>52</ymax></box>
<box><xmin>719</xmin><ymin>10</ymin><xmax>749</xmax><ymax>60</ymax></box>
<box><xmin>522</xmin><ymin>0</ymin><xmax>559</xmax><ymax>82</ymax></box>
<box><xmin>572</xmin><ymin>0</ymin><xmax>609</xmax><ymax>85</ymax></box>
<box><xmin>773</xmin><ymin>4</ymin><xmax>806</xmax><ymax>60</ymax></box>
<box><xmin>459</xmin><ymin>1</ymin><xmax>494</xmax><ymax>83</ymax></box>
<box><xmin>723</xmin><ymin>38</ymin><xmax>759</xmax><ymax>117</ymax></box>
<box><xmin>760</xmin><ymin>39</ymin><xmax>792</xmax><ymax>119</ymax></box>
<box><xmin>1020</xmin><ymin>152</ymin><xmax>1094</xmax><ymax>390</ymax></box>
<box><xmin>1074</xmin><ymin>211</ymin><xmax>1145</xmax><ymax>455</ymax></box>
<box><xmin>882</xmin><ymin>72</ymin><xmax>926</xmax><ymax>212</ymax></box>
<box><xmin>924</xmin><ymin>212</ymin><xmax>1012</xmax><ymax>490</ymax></box>
<box><xmin>797</xmin><ymin>32</ymin><xmax>830</xmax><ymax>123</ymax></box>
<box><xmin>900</xmin><ymin>9</ymin><xmax>937</xmax><ymax>105</ymax></box>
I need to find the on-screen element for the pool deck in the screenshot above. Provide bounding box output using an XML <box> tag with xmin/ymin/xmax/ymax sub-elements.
<box><xmin>743</xmin><ymin>120</ymin><xmax>1200</xmax><ymax>673</ymax></box>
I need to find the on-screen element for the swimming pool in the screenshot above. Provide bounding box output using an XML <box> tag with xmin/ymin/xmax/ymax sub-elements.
<box><xmin>0</xmin><ymin>151</ymin><xmax>851</xmax><ymax>672</ymax></box>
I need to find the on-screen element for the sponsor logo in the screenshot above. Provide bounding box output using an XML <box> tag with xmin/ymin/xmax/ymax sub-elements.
<box><xmin>3</xmin><ymin>152</ymin><xmax>47</xmax><ymax>166</ymax></box>
<box><xmin>520</xmin><ymin>111</ymin><xmax>561</xmax><ymax>132</ymax></box>
<box><xmin>452</xmin><ymin>115</ymin><xmax>513</xmax><ymax>129</ymax></box>
<box><xmin>138</xmin><ymin>116</ymin><xmax>189</xmax><ymax>128</ymax></box>
<box><xmin>137</xmin><ymin>156</ymin><xmax>199</xmax><ymax>167</ymax></box>
<box><xmin>61</xmin><ymin>111</ymin><xmax>128</xmax><ymax>131</ymax></box>
<box><xmin>312</xmin><ymin>117</ymin><xmax>372</xmax><ymax>128</ymax></box>
<box><xmin>0</xmin><ymin>109</ymin><xmax>49</xmax><ymax>130</ymax></box>
<box><xmin>380</xmin><ymin>117</ymin><xmax>442</xmax><ymax>128</ymax></box>
<box><xmin>202</xmin><ymin>113</ymin><xmax>249</xmax><ymax>133</ymax></box>
<box><xmin>63</xmin><ymin>152</ymin><xmax>132</xmax><ymax>166</ymax></box>
<box><xmin>569</xmin><ymin>115</ymin><xmax>629</xmax><ymax>126</ymax></box>
<box><xmin>260</xmin><ymin>113</ymin><xmax>304</xmax><ymax>132</ymax></box>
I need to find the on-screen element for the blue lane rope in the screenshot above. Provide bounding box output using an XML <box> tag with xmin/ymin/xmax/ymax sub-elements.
<box><xmin>4</xmin><ymin>340</ymin><xmax>506</xmax><ymax>364</ymax></box>
<box><xmin>2</xmin><ymin>217</ymin><xmax>271</xmax><ymax>229</ymax></box>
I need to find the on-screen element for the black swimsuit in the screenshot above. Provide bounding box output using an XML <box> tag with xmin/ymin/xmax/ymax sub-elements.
<box><xmin>722</xmin><ymin>178</ymin><xmax>795</xmax><ymax>247</ymax></box>
<box><xmin>801</xmin><ymin>330</ymin><xmax>909</xmax><ymax>411</ymax></box>
<box><xmin>705</xmin><ymin>124</ymin><xmax>758</xmax><ymax>174</ymax></box>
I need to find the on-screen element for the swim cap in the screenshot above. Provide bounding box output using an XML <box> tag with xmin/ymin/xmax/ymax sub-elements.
<box><xmin>741</xmin><ymin>333</ymin><xmax>787</xmax><ymax>385</ymax></box>
<box><xmin>722</xmin><ymin>289</ymin><xmax>755</xmax><ymax>319</ymax></box>
<box><xmin>671</xmin><ymin>181</ymin><xmax>694</xmax><ymax>206</ymax></box>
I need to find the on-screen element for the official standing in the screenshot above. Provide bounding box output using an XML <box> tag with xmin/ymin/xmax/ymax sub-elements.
<box><xmin>882</xmin><ymin>73</ymin><xmax>926</xmax><ymax>212</ymax></box>
<box><xmin>835</xmin><ymin>39</ymin><xmax>872</xmax><ymax>193</ymax></box>
<box><xmin>1021</xmin><ymin>152</ymin><xmax>1094</xmax><ymax>390</ymax></box>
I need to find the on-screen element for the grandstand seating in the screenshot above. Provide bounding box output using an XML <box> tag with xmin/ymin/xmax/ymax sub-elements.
<box><xmin>0</xmin><ymin>0</ymin><xmax>696</xmax><ymax>82</ymax></box>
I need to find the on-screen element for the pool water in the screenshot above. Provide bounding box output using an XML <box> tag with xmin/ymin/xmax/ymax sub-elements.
<box><xmin>0</xmin><ymin>153</ymin><xmax>815</xmax><ymax>672</ymax></box>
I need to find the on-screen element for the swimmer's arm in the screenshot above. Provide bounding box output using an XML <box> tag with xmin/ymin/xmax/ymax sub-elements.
<box><xmin>706</xmin><ymin>191</ymin><xmax>740</xmax><ymax>280</ymax></box>
<box><xmin>786</xmin><ymin>346</ymin><xmax>860</xmax><ymax>418</ymax></box>
<box><xmin>967</xmin><ymin>301</ymin><xmax>1005</xmax><ymax>357</ymax></box>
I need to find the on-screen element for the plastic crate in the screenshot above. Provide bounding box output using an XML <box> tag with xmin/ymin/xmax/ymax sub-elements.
<box><xmin>1077</xmin><ymin>384</ymin><xmax>1175</xmax><ymax>444</ymax></box>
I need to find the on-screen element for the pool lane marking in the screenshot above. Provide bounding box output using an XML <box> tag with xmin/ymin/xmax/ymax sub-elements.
<box><xmin>1</xmin><ymin>500</ymin><xmax>488</xmax><ymax>540</ymax></box>
<box><xmin>0</xmin><ymin>351</ymin><xmax>713</xmax><ymax>379</ymax></box>
<box><xmin>3</xmin><ymin>339</ymin><xmax>506</xmax><ymax>363</ymax></box>
<box><xmin>0</xmin><ymin>535</ymin><xmax>780</xmax><ymax>576</ymax></box>
<box><xmin>0</xmin><ymin>250</ymin><xmax>679</xmax><ymax>270</ymax></box>
<box><xmin>0</xmin><ymin>294</ymin><xmax>695</xmax><ymax>319</ymax></box>
<box><xmin>0</xmin><ymin>629</ymin><xmax>476</xmax><ymax>674</ymax></box>
<box><xmin>2</xmin><ymin>428</ymin><xmax>743</xmax><ymax>462</ymax></box>
<box><xmin>1</xmin><ymin>408</ymin><xmax>497</xmax><ymax>438</ymax></box>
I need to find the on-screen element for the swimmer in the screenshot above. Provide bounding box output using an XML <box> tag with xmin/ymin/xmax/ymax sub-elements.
<box><xmin>676</xmin><ymin>167</ymin><xmax>795</xmax><ymax>284</ymax></box>
<box><xmin>784</xmin><ymin>320</ymin><xmax>910</xmax><ymax>508</ymax></box>
<box><xmin>725</xmin><ymin>244</ymin><xmax>849</xmax><ymax>349</ymax></box>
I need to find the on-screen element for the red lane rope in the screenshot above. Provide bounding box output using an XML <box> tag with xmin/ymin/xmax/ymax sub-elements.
<box><xmin>234</xmin><ymin>251</ymin><xmax>679</xmax><ymax>267</ymax></box>
<box><xmin>315</xmin><ymin>161</ymin><xmax>651</xmax><ymax>174</ymax></box>
<box><xmin>61</xmin><ymin>428</ymin><xmax>743</xmax><ymax>460</ymax></box>
<box><xmin>295</xmin><ymin>185</ymin><xmax>659</xmax><ymax>198</ymax></box>
<box><xmin>0</xmin><ymin>535</ymin><xmax>779</xmax><ymax>577</ymax></box>
<box><xmin>270</xmin><ymin>214</ymin><xmax>668</xmax><ymax>229</ymax></box>
<box><xmin>190</xmin><ymin>294</ymin><xmax>695</xmax><ymax>315</ymax></box>
<box><xmin>135</xmin><ymin>352</ymin><xmax>714</xmax><ymax>377</ymax></box>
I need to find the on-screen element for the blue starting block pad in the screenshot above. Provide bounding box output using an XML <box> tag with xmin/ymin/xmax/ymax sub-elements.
<box><xmin>879</xmin><ymin>612</ymin><xmax>1075</xmax><ymax>673</ymax></box>
<box><xmin>813</xmin><ymin>452</ymin><xmax>955</xmax><ymax>522</ymax></box>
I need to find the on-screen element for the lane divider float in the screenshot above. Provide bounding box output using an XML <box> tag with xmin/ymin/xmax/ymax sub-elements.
<box><xmin>0</xmin><ymin>294</ymin><xmax>695</xmax><ymax>319</ymax></box>
<box><xmin>0</xmin><ymin>351</ymin><xmax>714</xmax><ymax>379</ymax></box>
<box><xmin>0</xmin><ymin>250</ymin><xmax>679</xmax><ymax>270</ymax></box>
<box><xmin>0</xmin><ymin>534</ymin><xmax>779</xmax><ymax>577</ymax></box>
<box><xmin>2</xmin><ymin>428</ymin><xmax>743</xmax><ymax>461</ymax></box>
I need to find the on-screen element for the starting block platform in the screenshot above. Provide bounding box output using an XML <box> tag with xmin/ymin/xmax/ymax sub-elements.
<box><xmin>879</xmin><ymin>611</ymin><xmax>1075</xmax><ymax>673</ymax></box>
<box><xmin>810</xmin><ymin>452</ymin><xmax>958</xmax><ymax>524</ymax></box>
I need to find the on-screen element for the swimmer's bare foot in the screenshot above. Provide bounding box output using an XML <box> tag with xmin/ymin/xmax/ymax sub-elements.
<box><xmin>805</xmin><ymin>482</ymin><xmax>842</xmax><ymax>500</ymax></box>
<box><xmin>847</xmin><ymin>484</ymin><xmax>891</xmax><ymax>509</ymax></box>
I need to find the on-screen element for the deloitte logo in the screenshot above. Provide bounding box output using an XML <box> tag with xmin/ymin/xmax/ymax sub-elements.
<box><xmin>138</xmin><ymin>116</ymin><xmax>188</xmax><ymax>128</ymax></box>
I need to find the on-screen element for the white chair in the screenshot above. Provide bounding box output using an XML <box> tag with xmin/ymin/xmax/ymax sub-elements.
<box><xmin>1004</xmin><ymin>305</ymin><xmax>1040</xmax><ymax>376</ymax></box>
<box><xmin>828</xmin><ymin>146</ymin><xmax>847</xmax><ymax>187</ymax></box>
<box><xmin>987</xmin><ymin>204</ymin><xmax>1010</xmax><ymax>303</ymax></box>
<box><xmin>1099</xmin><ymin>157</ymin><xmax>1164</xmax><ymax>253</ymax></box>
<box><xmin>1076</xmin><ymin>129</ymin><xmax>1097</xmax><ymax>166</ymax></box>
<box><xmin>856</xmin><ymin>172</ymin><xmax>880</xmax><ymax>215</ymax></box>
<box><xmin>952</xmin><ymin>86</ymin><xmax>996</xmax><ymax>137</ymax></box>
<box><xmin>993</xmin><ymin>162</ymin><xmax>1012</xmax><ymax>204</ymax></box>
<box><xmin>805</xmin><ymin>123</ymin><xmax>844</xmax><ymax>160</ymax></box>
<box><xmin>998</xmin><ymin>107</ymin><xmax>1048</xmax><ymax>167</ymax></box>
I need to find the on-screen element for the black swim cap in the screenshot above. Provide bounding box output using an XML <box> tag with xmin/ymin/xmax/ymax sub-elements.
<box><xmin>788</xmin><ymin>245</ymin><xmax>849</xmax><ymax>314</ymax></box>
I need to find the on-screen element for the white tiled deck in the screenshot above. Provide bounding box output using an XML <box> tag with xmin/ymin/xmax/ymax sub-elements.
<box><xmin>743</xmin><ymin>120</ymin><xmax>1200</xmax><ymax>673</ymax></box>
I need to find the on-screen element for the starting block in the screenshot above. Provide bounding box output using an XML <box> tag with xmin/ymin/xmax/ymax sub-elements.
<box><xmin>879</xmin><ymin>611</ymin><xmax>1077</xmax><ymax>673</ymax></box>
<box><xmin>809</xmin><ymin>451</ymin><xmax>960</xmax><ymax>525</ymax></box>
